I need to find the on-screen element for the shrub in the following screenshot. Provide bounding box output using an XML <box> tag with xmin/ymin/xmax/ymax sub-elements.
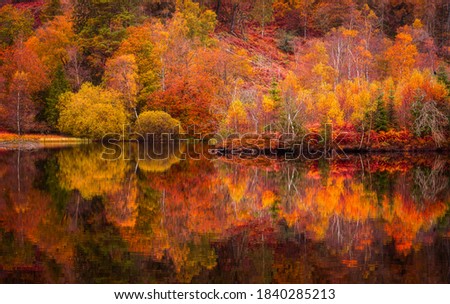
<box><xmin>134</xmin><ymin>111</ymin><xmax>183</xmax><ymax>138</ymax></box>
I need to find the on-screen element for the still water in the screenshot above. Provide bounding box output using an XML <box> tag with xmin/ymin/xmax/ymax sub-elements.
<box><xmin>0</xmin><ymin>143</ymin><xmax>449</xmax><ymax>283</ymax></box>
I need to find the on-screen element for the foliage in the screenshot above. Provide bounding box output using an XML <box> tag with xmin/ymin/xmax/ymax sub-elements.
<box><xmin>42</xmin><ymin>64</ymin><xmax>71</xmax><ymax>129</ymax></box>
<box><xmin>25</xmin><ymin>16</ymin><xmax>76</xmax><ymax>74</ymax></box>
<box><xmin>373</xmin><ymin>94</ymin><xmax>388</xmax><ymax>132</ymax></box>
<box><xmin>0</xmin><ymin>0</ymin><xmax>448</xmax><ymax>147</ymax></box>
<box><xmin>57</xmin><ymin>83</ymin><xmax>128</xmax><ymax>139</ymax></box>
<box><xmin>412</xmin><ymin>100</ymin><xmax>448</xmax><ymax>147</ymax></box>
<box><xmin>224</xmin><ymin>99</ymin><xmax>248</xmax><ymax>133</ymax></box>
<box><xmin>177</xmin><ymin>0</ymin><xmax>217</xmax><ymax>44</ymax></box>
<box><xmin>0</xmin><ymin>42</ymin><xmax>49</xmax><ymax>134</ymax></box>
<box><xmin>72</xmin><ymin>0</ymin><xmax>141</xmax><ymax>82</ymax></box>
<box><xmin>0</xmin><ymin>5</ymin><xmax>33</xmax><ymax>47</ymax></box>
<box><xmin>104</xmin><ymin>54</ymin><xmax>140</xmax><ymax>119</ymax></box>
<box><xmin>135</xmin><ymin>110</ymin><xmax>183</xmax><ymax>136</ymax></box>
<box><xmin>40</xmin><ymin>0</ymin><xmax>63</xmax><ymax>22</ymax></box>
<box><xmin>276</xmin><ymin>30</ymin><xmax>295</xmax><ymax>53</ymax></box>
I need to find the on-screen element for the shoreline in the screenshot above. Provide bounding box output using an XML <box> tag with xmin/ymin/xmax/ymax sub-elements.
<box><xmin>0</xmin><ymin>133</ymin><xmax>91</xmax><ymax>150</ymax></box>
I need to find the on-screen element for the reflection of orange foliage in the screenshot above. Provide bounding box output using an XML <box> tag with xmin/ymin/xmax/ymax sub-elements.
<box><xmin>383</xmin><ymin>195</ymin><xmax>448</xmax><ymax>255</ymax></box>
<box><xmin>342</xmin><ymin>259</ymin><xmax>358</xmax><ymax>268</ymax></box>
<box><xmin>262</xmin><ymin>190</ymin><xmax>277</xmax><ymax>208</ymax></box>
<box><xmin>105</xmin><ymin>177</ymin><xmax>138</xmax><ymax>228</ymax></box>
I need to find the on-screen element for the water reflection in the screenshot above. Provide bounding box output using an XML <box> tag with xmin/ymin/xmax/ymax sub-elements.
<box><xmin>0</xmin><ymin>144</ymin><xmax>449</xmax><ymax>283</ymax></box>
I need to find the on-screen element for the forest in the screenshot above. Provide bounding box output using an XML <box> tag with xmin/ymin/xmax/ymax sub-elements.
<box><xmin>0</xmin><ymin>0</ymin><xmax>450</xmax><ymax>150</ymax></box>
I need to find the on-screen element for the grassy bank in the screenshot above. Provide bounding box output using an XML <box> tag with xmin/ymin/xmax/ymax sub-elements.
<box><xmin>0</xmin><ymin>132</ymin><xmax>89</xmax><ymax>143</ymax></box>
<box><xmin>0</xmin><ymin>132</ymin><xmax>90</xmax><ymax>149</ymax></box>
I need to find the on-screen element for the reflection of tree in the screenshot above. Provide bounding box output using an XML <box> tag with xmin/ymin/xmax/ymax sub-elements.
<box><xmin>1</xmin><ymin>148</ymin><xmax>449</xmax><ymax>283</ymax></box>
<box><xmin>137</xmin><ymin>142</ymin><xmax>186</xmax><ymax>173</ymax></box>
<box><xmin>413</xmin><ymin>157</ymin><xmax>448</xmax><ymax>202</ymax></box>
<box><xmin>57</xmin><ymin>146</ymin><xmax>130</xmax><ymax>199</ymax></box>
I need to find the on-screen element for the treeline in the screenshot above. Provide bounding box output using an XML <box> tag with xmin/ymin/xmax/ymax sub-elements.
<box><xmin>0</xmin><ymin>0</ymin><xmax>449</xmax><ymax>147</ymax></box>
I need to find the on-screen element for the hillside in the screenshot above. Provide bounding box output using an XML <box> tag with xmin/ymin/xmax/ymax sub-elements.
<box><xmin>0</xmin><ymin>0</ymin><xmax>449</xmax><ymax>150</ymax></box>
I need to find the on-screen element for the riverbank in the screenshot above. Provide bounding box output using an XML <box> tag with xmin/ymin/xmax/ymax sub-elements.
<box><xmin>214</xmin><ymin>131</ymin><xmax>450</xmax><ymax>155</ymax></box>
<box><xmin>0</xmin><ymin>132</ymin><xmax>90</xmax><ymax>150</ymax></box>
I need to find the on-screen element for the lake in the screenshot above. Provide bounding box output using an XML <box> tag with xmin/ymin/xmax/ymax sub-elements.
<box><xmin>0</xmin><ymin>143</ymin><xmax>449</xmax><ymax>283</ymax></box>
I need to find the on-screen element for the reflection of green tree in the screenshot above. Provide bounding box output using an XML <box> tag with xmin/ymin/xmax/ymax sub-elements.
<box><xmin>0</xmin><ymin>229</ymin><xmax>36</xmax><ymax>270</ymax></box>
<box><xmin>365</xmin><ymin>171</ymin><xmax>397</xmax><ymax>205</ymax></box>
<box><xmin>318</xmin><ymin>159</ymin><xmax>330</xmax><ymax>186</ymax></box>
<box><xmin>0</xmin><ymin>228</ymin><xmax>63</xmax><ymax>283</ymax></box>
<box><xmin>34</xmin><ymin>156</ymin><xmax>71</xmax><ymax>217</ymax></box>
<box><xmin>134</xmin><ymin>174</ymin><xmax>161</xmax><ymax>235</ymax></box>
<box><xmin>177</xmin><ymin>236</ymin><xmax>217</xmax><ymax>283</ymax></box>
<box><xmin>74</xmin><ymin>225</ymin><xmax>140</xmax><ymax>283</ymax></box>
<box><xmin>57</xmin><ymin>146</ymin><xmax>130</xmax><ymax>199</ymax></box>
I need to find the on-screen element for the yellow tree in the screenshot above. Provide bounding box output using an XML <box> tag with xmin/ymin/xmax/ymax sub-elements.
<box><xmin>57</xmin><ymin>83</ymin><xmax>128</xmax><ymax>139</ymax></box>
<box><xmin>336</xmin><ymin>78</ymin><xmax>379</xmax><ymax>146</ymax></box>
<box><xmin>314</xmin><ymin>83</ymin><xmax>344</xmax><ymax>126</ymax></box>
<box><xmin>394</xmin><ymin>69</ymin><xmax>448</xmax><ymax>134</ymax></box>
<box><xmin>278</xmin><ymin>71</ymin><xmax>308</xmax><ymax>135</ymax></box>
<box><xmin>225</xmin><ymin>99</ymin><xmax>249</xmax><ymax>133</ymax></box>
<box><xmin>297</xmin><ymin>40</ymin><xmax>337</xmax><ymax>89</ymax></box>
<box><xmin>116</xmin><ymin>22</ymin><xmax>163</xmax><ymax>98</ymax></box>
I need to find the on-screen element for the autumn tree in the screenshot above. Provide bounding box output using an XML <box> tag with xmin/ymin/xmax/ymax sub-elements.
<box><xmin>177</xmin><ymin>0</ymin><xmax>217</xmax><ymax>44</ymax></box>
<box><xmin>41</xmin><ymin>0</ymin><xmax>63</xmax><ymax>22</ymax></box>
<box><xmin>385</xmin><ymin>31</ymin><xmax>418</xmax><ymax>80</ymax></box>
<box><xmin>26</xmin><ymin>16</ymin><xmax>76</xmax><ymax>75</ymax></box>
<box><xmin>277</xmin><ymin>71</ymin><xmax>306</xmax><ymax>136</ymax></box>
<box><xmin>115</xmin><ymin>23</ymin><xmax>162</xmax><ymax>101</ymax></box>
<box><xmin>412</xmin><ymin>99</ymin><xmax>448</xmax><ymax>147</ymax></box>
<box><xmin>224</xmin><ymin>99</ymin><xmax>248</xmax><ymax>133</ymax></box>
<box><xmin>336</xmin><ymin>78</ymin><xmax>377</xmax><ymax>146</ymax></box>
<box><xmin>72</xmin><ymin>0</ymin><xmax>141</xmax><ymax>82</ymax></box>
<box><xmin>0</xmin><ymin>5</ymin><xmax>33</xmax><ymax>48</ymax></box>
<box><xmin>57</xmin><ymin>83</ymin><xmax>128</xmax><ymax>139</ymax></box>
<box><xmin>0</xmin><ymin>42</ymin><xmax>49</xmax><ymax>134</ymax></box>
<box><xmin>395</xmin><ymin>69</ymin><xmax>448</xmax><ymax>128</ymax></box>
<box><xmin>251</xmin><ymin>0</ymin><xmax>273</xmax><ymax>37</ymax></box>
<box><xmin>104</xmin><ymin>54</ymin><xmax>140</xmax><ymax>119</ymax></box>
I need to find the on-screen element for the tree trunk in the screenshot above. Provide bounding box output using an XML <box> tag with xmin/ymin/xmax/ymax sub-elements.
<box><xmin>16</xmin><ymin>90</ymin><xmax>21</xmax><ymax>135</ymax></box>
<box><xmin>359</xmin><ymin>123</ymin><xmax>365</xmax><ymax>150</ymax></box>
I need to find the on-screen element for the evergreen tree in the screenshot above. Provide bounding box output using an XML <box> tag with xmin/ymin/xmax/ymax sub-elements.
<box><xmin>436</xmin><ymin>65</ymin><xmax>450</xmax><ymax>95</ymax></box>
<box><xmin>72</xmin><ymin>0</ymin><xmax>141</xmax><ymax>83</ymax></box>
<box><xmin>269</xmin><ymin>79</ymin><xmax>281</xmax><ymax>105</ymax></box>
<box><xmin>374</xmin><ymin>94</ymin><xmax>388</xmax><ymax>132</ymax></box>
<box><xmin>386</xmin><ymin>87</ymin><xmax>397</xmax><ymax>130</ymax></box>
<box><xmin>44</xmin><ymin>65</ymin><xmax>70</xmax><ymax>130</ymax></box>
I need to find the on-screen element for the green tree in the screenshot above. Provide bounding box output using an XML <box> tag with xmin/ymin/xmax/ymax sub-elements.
<box><xmin>177</xmin><ymin>0</ymin><xmax>217</xmax><ymax>44</ymax></box>
<box><xmin>57</xmin><ymin>83</ymin><xmax>128</xmax><ymax>139</ymax></box>
<box><xmin>386</xmin><ymin>87</ymin><xmax>397</xmax><ymax>130</ymax></box>
<box><xmin>43</xmin><ymin>65</ymin><xmax>71</xmax><ymax>129</ymax></box>
<box><xmin>374</xmin><ymin>94</ymin><xmax>388</xmax><ymax>132</ymax></box>
<box><xmin>72</xmin><ymin>0</ymin><xmax>141</xmax><ymax>82</ymax></box>
<box><xmin>436</xmin><ymin>65</ymin><xmax>450</xmax><ymax>95</ymax></box>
